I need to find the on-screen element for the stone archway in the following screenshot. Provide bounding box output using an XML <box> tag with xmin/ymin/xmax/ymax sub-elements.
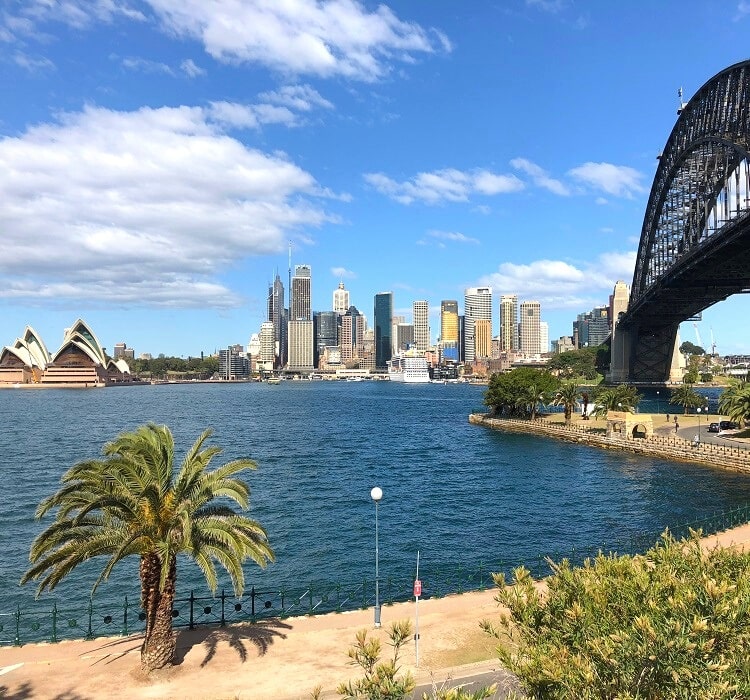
<box><xmin>606</xmin><ymin>411</ymin><xmax>653</xmax><ymax>439</ymax></box>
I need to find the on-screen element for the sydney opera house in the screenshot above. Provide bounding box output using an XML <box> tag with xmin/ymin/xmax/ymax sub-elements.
<box><xmin>0</xmin><ymin>319</ymin><xmax>134</xmax><ymax>387</ymax></box>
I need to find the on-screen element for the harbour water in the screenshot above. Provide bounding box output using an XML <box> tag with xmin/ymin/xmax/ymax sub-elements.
<box><xmin>2</xmin><ymin>381</ymin><xmax>750</xmax><ymax>617</ymax></box>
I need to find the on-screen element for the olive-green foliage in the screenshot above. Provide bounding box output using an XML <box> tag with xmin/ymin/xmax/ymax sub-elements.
<box><xmin>546</xmin><ymin>346</ymin><xmax>600</xmax><ymax>380</ymax></box>
<box><xmin>336</xmin><ymin>620</ymin><xmax>416</xmax><ymax>699</ymax></box>
<box><xmin>325</xmin><ymin>621</ymin><xmax>496</xmax><ymax>700</ymax></box>
<box><xmin>484</xmin><ymin>368</ymin><xmax>559</xmax><ymax>418</ymax></box>
<box><xmin>485</xmin><ymin>532</ymin><xmax>750</xmax><ymax>699</ymax></box>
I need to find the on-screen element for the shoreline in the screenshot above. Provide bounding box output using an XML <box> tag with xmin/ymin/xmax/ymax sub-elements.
<box><xmin>469</xmin><ymin>412</ymin><xmax>750</xmax><ymax>475</ymax></box>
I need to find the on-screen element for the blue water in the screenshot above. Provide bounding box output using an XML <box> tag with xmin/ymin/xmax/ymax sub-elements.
<box><xmin>2</xmin><ymin>381</ymin><xmax>750</xmax><ymax>616</ymax></box>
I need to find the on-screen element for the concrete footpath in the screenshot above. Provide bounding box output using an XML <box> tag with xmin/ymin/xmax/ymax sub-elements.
<box><xmin>2</xmin><ymin>524</ymin><xmax>750</xmax><ymax>700</ymax></box>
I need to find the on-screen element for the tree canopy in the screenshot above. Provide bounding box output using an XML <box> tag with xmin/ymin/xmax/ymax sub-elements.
<box><xmin>680</xmin><ymin>340</ymin><xmax>705</xmax><ymax>356</ymax></box>
<box><xmin>485</xmin><ymin>531</ymin><xmax>750</xmax><ymax>699</ymax></box>
<box><xmin>484</xmin><ymin>368</ymin><xmax>559</xmax><ymax>418</ymax></box>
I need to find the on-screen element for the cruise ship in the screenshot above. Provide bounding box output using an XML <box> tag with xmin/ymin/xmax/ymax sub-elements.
<box><xmin>387</xmin><ymin>353</ymin><xmax>430</xmax><ymax>383</ymax></box>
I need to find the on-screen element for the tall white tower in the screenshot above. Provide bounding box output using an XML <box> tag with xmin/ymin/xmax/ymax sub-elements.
<box><xmin>333</xmin><ymin>282</ymin><xmax>349</xmax><ymax>315</ymax></box>
<box><xmin>289</xmin><ymin>265</ymin><xmax>313</xmax><ymax>371</ymax></box>
<box><xmin>413</xmin><ymin>300</ymin><xmax>429</xmax><ymax>354</ymax></box>
<box><xmin>519</xmin><ymin>300</ymin><xmax>542</xmax><ymax>355</ymax></box>
<box><xmin>499</xmin><ymin>294</ymin><xmax>518</xmax><ymax>352</ymax></box>
<box><xmin>464</xmin><ymin>287</ymin><xmax>492</xmax><ymax>363</ymax></box>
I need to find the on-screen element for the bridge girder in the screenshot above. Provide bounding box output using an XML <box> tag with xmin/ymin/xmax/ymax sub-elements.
<box><xmin>615</xmin><ymin>61</ymin><xmax>750</xmax><ymax>383</ymax></box>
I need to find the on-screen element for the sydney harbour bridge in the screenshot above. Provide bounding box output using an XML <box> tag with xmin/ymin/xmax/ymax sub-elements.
<box><xmin>611</xmin><ymin>59</ymin><xmax>750</xmax><ymax>383</ymax></box>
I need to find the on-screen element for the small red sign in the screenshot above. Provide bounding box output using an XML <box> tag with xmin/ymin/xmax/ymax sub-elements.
<box><xmin>414</xmin><ymin>579</ymin><xmax>422</xmax><ymax>597</ymax></box>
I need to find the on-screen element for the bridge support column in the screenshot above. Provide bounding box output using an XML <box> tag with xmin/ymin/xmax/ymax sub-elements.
<box><xmin>608</xmin><ymin>321</ymin><xmax>632</xmax><ymax>383</ymax></box>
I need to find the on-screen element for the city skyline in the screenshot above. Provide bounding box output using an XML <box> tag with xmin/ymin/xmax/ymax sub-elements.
<box><xmin>1</xmin><ymin>2</ymin><xmax>749</xmax><ymax>357</ymax></box>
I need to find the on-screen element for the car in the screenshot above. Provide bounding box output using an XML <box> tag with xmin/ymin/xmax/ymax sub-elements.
<box><xmin>708</xmin><ymin>422</ymin><xmax>720</xmax><ymax>433</ymax></box>
<box><xmin>719</xmin><ymin>420</ymin><xmax>739</xmax><ymax>431</ymax></box>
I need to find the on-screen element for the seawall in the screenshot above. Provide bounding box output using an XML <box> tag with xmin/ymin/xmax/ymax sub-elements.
<box><xmin>469</xmin><ymin>413</ymin><xmax>750</xmax><ymax>475</ymax></box>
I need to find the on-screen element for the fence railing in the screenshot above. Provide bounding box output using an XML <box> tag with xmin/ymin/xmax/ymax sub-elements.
<box><xmin>3</xmin><ymin>501</ymin><xmax>750</xmax><ymax>647</ymax></box>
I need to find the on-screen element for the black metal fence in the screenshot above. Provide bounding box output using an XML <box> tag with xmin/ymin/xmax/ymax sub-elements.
<box><xmin>3</xmin><ymin>502</ymin><xmax>750</xmax><ymax>647</ymax></box>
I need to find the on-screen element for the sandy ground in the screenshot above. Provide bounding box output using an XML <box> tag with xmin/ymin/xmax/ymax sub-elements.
<box><xmin>2</xmin><ymin>523</ymin><xmax>750</xmax><ymax>700</ymax></box>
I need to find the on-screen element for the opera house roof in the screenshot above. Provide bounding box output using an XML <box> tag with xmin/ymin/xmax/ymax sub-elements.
<box><xmin>0</xmin><ymin>319</ymin><xmax>131</xmax><ymax>385</ymax></box>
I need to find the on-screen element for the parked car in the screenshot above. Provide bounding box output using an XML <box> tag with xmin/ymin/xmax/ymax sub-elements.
<box><xmin>719</xmin><ymin>420</ymin><xmax>739</xmax><ymax>431</ymax></box>
<box><xmin>708</xmin><ymin>422</ymin><xmax>720</xmax><ymax>433</ymax></box>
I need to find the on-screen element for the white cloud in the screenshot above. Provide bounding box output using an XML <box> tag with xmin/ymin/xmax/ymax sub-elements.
<box><xmin>568</xmin><ymin>162</ymin><xmax>646</xmax><ymax>198</ymax></box>
<box><xmin>364</xmin><ymin>168</ymin><xmax>523</xmax><ymax>205</ymax></box>
<box><xmin>479</xmin><ymin>251</ymin><xmax>636</xmax><ymax>309</ymax></box>
<box><xmin>146</xmin><ymin>0</ymin><xmax>450</xmax><ymax>81</ymax></box>
<box><xmin>13</xmin><ymin>51</ymin><xmax>55</xmax><ymax>73</ymax></box>
<box><xmin>526</xmin><ymin>0</ymin><xmax>567</xmax><ymax>13</ymax></box>
<box><xmin>259</xmin><ymin>84</ymin><xmax>334</xmax><ymax>111</ymax></box>
<box><xmin>180</xmin><ymin>58</ymin><xmax>205</xmax><ymax>77</ymax></box>
<box><xmin>510</xmin><ymin>157</ymin><xmax>570</xmax><ymax>196</ymax></box>
<box><xmin>735</xmin><ymin>1</ymin><xmax>750</xmax><ymax>21</ymax></box>
<box><xmin>420</xmin><ymin>230</ymin><xmax>480</xmax><ymax>247</ymax></box>
<box><xmin>122</xmin><ymin>56</ymin><xmax>174</xmax><ymax>75</ymax></box>
<box><xmin>331</xmin><ymin>266</ymin><xmax>356</xmax><ymax>279</ymax></box>
<box><xmin>0</xmin><ymin>104</ymin><xmax>339</xmax><ymax>308</ymax></box>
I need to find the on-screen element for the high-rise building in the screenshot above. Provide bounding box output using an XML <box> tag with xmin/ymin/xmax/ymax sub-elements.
<box><xmin>288</xmin><ymin>265</ymin><xmax>313</xmax><ymax>371</ymax></box>
<box><xmin>474</xmin><ymin>319</ymin><xmax>492</xmax><ymax>359</ymax></box>
<box><xmin>576</xmin><ymin>306</ymin><xmax>610</xmax><ymax>347</ymax></box>
<box><xmin>314</xmin><ymin>311</ymin><xmax>338</xmax><ymax>368</ymax></box>
<box><xmin>333</xmin><ymin>281</ymin><xmax>350</xmax><ymax>314</ymax></box>
<box><xmin>340</xmin><ymin>306</ymin><xmax>364</xmax><ymax>363</ymax></box>
<box><xmin>268</xmin><ymin>273</ymin><xmax>287</xmax><ymax>368</ymax></box>
<box><xmin>539</xmin><ymin>321</ymin><xmax>549</xmax><ymax>354</ymax></box>
<box><xmin>413</xmin><ymin>300</ymin><xmax>429</xmax><ymax>355</ymax></box>
<box><xmin>394</xmin><ymin>323</ymin><xmax>414</xmax><ymax>352</ymax></box>
<box><xmin>440</xmin><ymin>300</ymin><xmax>459</xmax><ymax>362</ymax></box>
<box><xmin>219</xmin><ymin>345</ymin><xmax>249</xmax><ymax>379</ymax></box>
<box><xmin>499</xmin><ymin>294</ymin><xmax>519</xmax><ymax>352</ymax></box>
<box><xmin>464</xmin><ymin>287</ymin><xmax>492</xmax><ymax>363</ymax></box>
<box><xmin>519</xmin><ymin>300</ymin><xmax>542</xmax><ymax>355</ymax></box>
<box><xmin>374</xmin><ymin>292</ymin><xmax>393</xmax><ymax>369</ymax></box>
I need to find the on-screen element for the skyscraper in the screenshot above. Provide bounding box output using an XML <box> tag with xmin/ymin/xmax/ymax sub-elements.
<box><xmin>519</xmin><ymin>300</ymin><xmax>542</xmax><ymax>355</ymax></box>
<box><xmin>499</xmin><ymin>294</ymin><xmax>518</xmax><ymax>352</ymax></box>
<box><xmin>267</xmin><ymin>273</ymin><xmax>287</xmax><ymax>368</ymax></box>
<box><xmin>474</xmin><ymin>319</ymin><xmax>492</xmax><ymax>359</ymax></box>
<box><xmin>288</xmin><ymin>264</ymin><xmax>313</xmax><ymax>371</ymax></box>
<box><xmin>314</xmin><ymin>311</ymin><xmax>338</xmax><ymax>368</ymax></box>
<box><xmin>340</xmin><ymin>306</ymin><xmax>364</xmax><ymax>363</ymax></box>
<box><xmin>464</xmin><ymin>287</ymin><xmax>492</xmax><ymax>363</ymax></box>
<box><xmin>440</xmin><ymin>300</ymin><xmax>459</xmax><ymax>362</ymax></box>
<box><xmin>333</xmin><ymin>281</ymin><xmax>349</xmax><ymax>314</ymax></box>
<box><xmin>413</xmin><ymin>300</ymin><xmax>429</xmax><ymax>354</ymax></box>
<box><xmin>374</xmin><ymin>292</ymin><xmax>393</xmax><ymax>369</ymax></box>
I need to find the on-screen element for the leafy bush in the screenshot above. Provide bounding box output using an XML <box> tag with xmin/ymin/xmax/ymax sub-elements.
<box><xmin>485</xmin><ymin>532</ymin><xmax>750</xmax><ymax>699</ymax></box>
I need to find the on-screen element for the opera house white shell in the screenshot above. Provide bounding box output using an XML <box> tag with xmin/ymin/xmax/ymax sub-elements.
<box><xmin>0</xmin><ymin>319</ymin><xmax>134</xmax><ymax>387</ymax></box>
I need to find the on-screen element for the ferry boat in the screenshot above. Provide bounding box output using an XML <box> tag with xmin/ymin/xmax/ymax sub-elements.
<box><xmin>387</xmin><ymin>354</ymin><xmax>430</xmax><ymax>383</ymax></box>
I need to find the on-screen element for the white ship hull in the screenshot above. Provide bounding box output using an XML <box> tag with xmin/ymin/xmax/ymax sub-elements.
<box><xmin>387</xmin><ymin>354</ymin><xmax>430</xmax><ymax>383</ymax></box>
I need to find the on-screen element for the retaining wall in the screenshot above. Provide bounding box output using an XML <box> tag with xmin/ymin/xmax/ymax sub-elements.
<box><xmin>469</xmin><ymin>413</ymin><xmax>750</xmax><ymax>474</ymax></box>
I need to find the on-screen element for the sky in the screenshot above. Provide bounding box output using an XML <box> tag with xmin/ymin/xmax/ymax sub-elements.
<box><xmin>1</xmin><ymin>1</ymin><xmax>750</xmax><ymax>359</ymax></box>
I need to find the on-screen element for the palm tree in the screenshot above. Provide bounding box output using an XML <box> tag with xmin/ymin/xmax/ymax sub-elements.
<box><xmin>669</xmin><ymin>385</ymin><xmax>704</xmax><ymax>415</ymax></box>
<box><xmin>591</xmin><ymin>385</ymin><xmax>642</xmax><ymax>419</ymax></box>
<box><xmin>719</xmin><ymin>381</ymin><xmax>750</xmax><ymax>427</ymax></box>
<box><xmin>515</xmin><ymin>383</ymin><xmax>551</xmax><ymax>420</ymax></box>
<box><xmin>21</xmin><ymin>423</ymin><xmax>274</xmax><ymax>672</ymax></box>
<box><xmin>553</xmin><ymin>382</ymin><xmax>580</xmax><ymax>424</ymax></box>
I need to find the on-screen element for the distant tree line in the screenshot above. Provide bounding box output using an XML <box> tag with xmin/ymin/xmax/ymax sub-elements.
<box><xmin>130</xmin><ymin>355</ymin><xmax>220</xmax><ymax>379</ymax></box>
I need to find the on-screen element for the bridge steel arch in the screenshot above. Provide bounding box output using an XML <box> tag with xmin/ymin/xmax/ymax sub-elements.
<box><xmin>612</xmin><ymin>60</ymin><xmax>750</xmax><ymax>383</ymax></box>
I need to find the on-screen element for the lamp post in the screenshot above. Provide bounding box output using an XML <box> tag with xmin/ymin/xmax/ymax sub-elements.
<box><xmin>656</xmin><ymin>390</ymin><xmax>660</xmax><ymax>415</ymax></box>
<box><xmin>697</xmin><ymin>406</ymin><xmax>704</xmax><ymax>444</ymax></box>
<box><xmin>371</xmin><ymin>486</ymin><xmax>383</xmax><ymax>628</ymax></box>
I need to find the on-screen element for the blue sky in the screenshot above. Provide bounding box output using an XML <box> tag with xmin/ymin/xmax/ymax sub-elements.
<box><xmin>1</xmin><ymin>1</ymin><xmax>749</xmax><ymax>358</ymax></box>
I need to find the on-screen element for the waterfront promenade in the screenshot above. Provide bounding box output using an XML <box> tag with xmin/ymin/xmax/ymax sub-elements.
<box><xmin>2</xmin><ymin>524</ymin><xmax>750</xmax><ymax>700</ymax></box>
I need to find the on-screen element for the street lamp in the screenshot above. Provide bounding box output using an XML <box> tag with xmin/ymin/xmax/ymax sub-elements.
<box><xmin>656</xmin><ymin>390</ymin><xmax>660</xmax><ymax>415</ymax></box>
<box><xmin>696</xmin><ymin>406</ymin><xmax>703</xmax><ymax>445</ymax></box>
<box><xmin>371</xmin><ymin>486</ymin><xmax>383</xmax><ymax>628</ymax></box>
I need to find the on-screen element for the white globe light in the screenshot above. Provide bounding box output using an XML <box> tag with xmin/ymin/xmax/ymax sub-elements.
<box><xmin>371</xmin><ymin>486</ymin><xmax>383</xmax><ymax>502</ymax></box>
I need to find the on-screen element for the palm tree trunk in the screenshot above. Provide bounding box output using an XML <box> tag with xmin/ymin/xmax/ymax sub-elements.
<box><xmin>140</xmin><ymin>555</ymin><xmax>177</xmax><ymax>672</ymax></box>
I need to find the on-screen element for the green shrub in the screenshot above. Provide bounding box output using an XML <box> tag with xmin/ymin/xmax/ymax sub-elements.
<box><xmin>484</xmin><ymin>531</ymin><xmax>750</xmax><ymax>699</ymax></box>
